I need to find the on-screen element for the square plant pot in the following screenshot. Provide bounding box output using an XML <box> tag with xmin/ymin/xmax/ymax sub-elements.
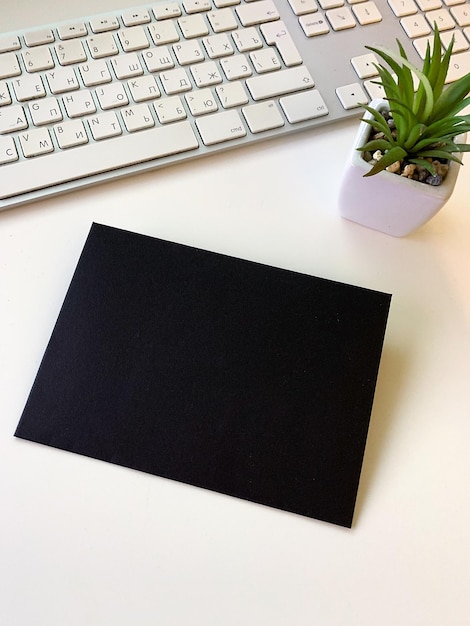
<box><xmin>338</xmin><ymin>99</ymin><xmax>465</xmax><ymax>237</ymax></box>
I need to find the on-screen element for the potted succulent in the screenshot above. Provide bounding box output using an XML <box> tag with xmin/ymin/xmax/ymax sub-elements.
<box><xmin>338</xmin><ymin>27</ymin><xmax>470</xmax><ymax>237</ymax></box>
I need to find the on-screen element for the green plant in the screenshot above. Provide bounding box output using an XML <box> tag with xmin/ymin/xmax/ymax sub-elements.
<box><xmin>358</xmin><ymin>27</ymin><xmax>470</xmax><ymax>177</ymax></box>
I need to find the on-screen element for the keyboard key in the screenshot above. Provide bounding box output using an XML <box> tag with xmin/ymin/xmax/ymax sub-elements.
<box><xmin>54</xmin><ymin>120</ymin><xmax>88</xmax><ymax>148</ymax></box>
<box><xmin>400</xmin><ymin>13</ymin><xmax>432</xmax><ymax>36</ymax></box>
<box><xmin>24</xmin><ymin>29</ymin><xmax>54</xmax><ymax>47</ymax></box>
<box><xmin>351</xmin><ymin>52</ymin><xmax>380</xmax><ymax>78</ymax></box>
<box><xmin>121</xmin><ymin>10</ymin><xmax>151</xmax><ymax>26</ymax></box>
<box><xmin>387</xmin><ymin>0</ymin><xmax>418</xmax><ymax>17</ymax></box>
<box><xmin>29</xmin><ymin>97</ymin><xmax>63</xmax><ymax>125</ymax></box>
<box><xmin>207</xmin><ymin>8</ymin><xmax>239</xmax><ymax>32</ymax></box>
<box><xmin>55</xmin><ymin>40</ymin><xmax>87</xmax><ymax>65</ymax></box>
<box><xmin>335</xmin><ymin>82</ymin><xmax>368</xmax><ymax>108</ymax></box>
<box><xmin>236</xmin><ymin>0</ymin><xmax>280</xmax><ymax>26</ymax></box>
<box><xmin>280</xmin><ymin>89</ymin><xmax>329</xmax><ymax>122</ymax></box>
<box><xmin>351</xmin><ymin>1</ymin><xmax>382</xmax><ymax>24</ymax></box>
<box><xmin>57</xmin><ymin>23</ymin><xmax>88</xmax><ymax>40</ymax></box>
<box><xmin>22</xmin><ymin>47</ymin><xmax>55</xmax><ymax>72</ymax></box>
<box><xmin>87</xmin><ymin>33</ymin><xmax>119</xmax><ymax>58</ymax></box>
<box><xmin>79</xmin><ymin>60</ymin><xmax>112</xmax><ymax>86</ymax></box>
<box><xmin>0</xmin><ymin>122</ymin><xmax>199</xmax><ymax>199</ymax></box>
<box><xmin>216</xmin><ymin>81</ymin><xmax>249</xmax><ymax>108</ymax></box>
<box><xmin>232</xmin><ymin>27</ymin><xmax>264</xmax><ymax>51</ymax></box>
<box><xmin>19</xmin><ymin>128</ymin><xmax>54</xmax><ymax>157</ymax></box>
<box><xmin>0</xmin><ymin>35</ymin><xmax>21</xmax><ymax>53</ymax></box>
<box><xmin>288</xmin><ymin>0</ymin><xmax>319</xmax><ymax>15</ymax></box>
<box><xmin>195</xmin><ymin>109</ymin><xmax>246</xmax><ymax>144</ymax></box>
<box><xmin>326</xmin><ymin>7</ymin><xmax>357</xmax><ymax>30</ymax></box>
<box><xmin>89</xmin><ymin>17</ymin><xmax>120</xmax><ymax>33</ymax></box>
<box><xmin>154</xmin><ymin>96</ymin><xmax>187</xmax><ymax>123</ymax></box>
<box><xmin>0</xmin><ymin>80</ymin><xmax>12</xmax><ymax>105</ymax></box>
<box><xmin>250</xmin><ymin>48</ymin><xmax>282</xmax><ymax>73</ymax></box>
<box><xmin>299</xmin><ymin>13</ymin><xmax>331</xmax><ymax>35</ymax></box>
<box><xmin>185</xmin><ymin>88</ymin><xmax>219</xmax><ymax>115</ymax></box>
<box><xmin>153</xmin><ymin>3</ymin><xmax>182</xmax><ymax>20</ymax></box>
<box><xmin>118</xmin><ymin>26</ymin><xmax>150</xmax><ymax>51</ymax></box>
<box><xmin>242</xmin><ymin>100</ymin><xmax>284</xmax><ymax>132</ymax></box>
<box><xmin>13</xmin><ymin>74</ymin><xmax>46</xmax><ymax>101</ymax></box>
<box><xmin>0</xmin><ymin>135</ymin><xmax>18</xmax><ymax>163</ymax></box>
<box><xmin>63</xmin><ymin>90</ymin><xmax>96</xmax><ymax>117</ymax></box>
<box><xmin>260</xmin><ymin>21</ymin><xmax>303</xmax><ymax>66</ymax></box>
<box><xmin>246</xmin><ymin>66</ymin><xmax>315</xmax><ymax>100</ymax></box>
<box><xmin>121</xmin><ymin>104</ymin><xmax>155</xmax><ymax>131</ymax></box>
<box><xmin>88</xmin><ymin>112</ymin><xmax>122</xmax><ymax>140</ymax></box>
<box><xmin>0</xmin><ymin>104</ymin><xmax>28</xmax><ymax>133</ymax></box>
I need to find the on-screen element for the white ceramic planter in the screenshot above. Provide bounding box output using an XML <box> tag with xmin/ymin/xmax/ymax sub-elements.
<box><xmin>338</xmin><ymin>99</ymin><xmax>465</xmax><ymax>237</ymax></box>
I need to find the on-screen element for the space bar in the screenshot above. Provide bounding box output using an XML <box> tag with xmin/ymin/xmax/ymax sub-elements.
<box><xmin>0</xmin><ymin>121</ymin><xmax>199</xmax><ymax>199</ymax></box>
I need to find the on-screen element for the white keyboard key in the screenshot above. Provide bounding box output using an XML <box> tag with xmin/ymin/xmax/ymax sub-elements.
<box><xmin>88</xmin><ymin>112</ymin><xmax>122</xmax><ymax>140</ymax></box>
<box><xmin>0</xmin><ymin>135</ymin><xmax>18</xmax><ymax>164</ymax></box>
<box><xmin>57</xmin><ymin>23</ymin><xmax>88</xmax><ymax>40</ymax></box>
<box><xmin>148</xmin><ymin>21</ymin><xmax>180</xmax><ymax>45</ymax></box>
<box><xmin>22</xmin><ymin>47</ymin><xmax>55</xmax><ymax>72</ymax></box>
<box><xmin>250</xmin><ymin>48</ymin><xmax>282</xmax><ymax>73</ymax></box>
<box><xmin>128</xmin><ymin>75</ymin><xmax>161</xmax><ymax>102</ymax></box>
<box><xmin>121</xmin><ymin>10</ymin><xmax>151</xmax><ymax>27</ymax></box>
<box><xmin>110</xmin><ymin>53</ymin><xmax>144</xmax><ymax>79</ymax></box>
<box><xmin>0</xmin><ymin>80</ymin><xmax>12</xmax><ymax>106</ymax></box>
<box><xmin>401</xmin><ymin>13</ymin><xmax>432</xmax><ymax>36</ymax></box>
<box><xmin>96</xmin><ymin>83</ymin><xmax>129</xmax><ymax>109</ymax></box>
<box><xmin>0</xmin><ymin>35</ymin><xmax>21</xmax><ymax>53</ymax></box>
<box><xmin>190</xmin><ymin>61</ymin><xmax>223</xmax><ymax>86</ymax></box>
<box><xmin>246</xmin><ymin>66</ymin><xmax>315</xmax><ymax>100</ymax></box>
<box><xmin>450</xmin><ymin>4</ymin><xmax>470</xmax><ymax>25</ymax></box>
<box><xmin>0</xmin><ymin>122</ymin><xmax>199</xmax><ymax>199</ymax></box>
<box><xmin>216</xmin><ymin>81</ymin><xmax>249</xmax><ymax>108</ymax></box>
<box><xmin>118</xmin><ymin>26</ymin><xmax>150</xmax><ymax>51</ymax></box>
<box><xmin>364</xmin><ymin>78</ymin><xmax>386</xmax><ymax>99</ymax></box>
<box><xmin>0</xmin><ymin>104</ymin><xmax>28</xmax><ymax>133</ymax></box>
<box><xmin>440</xmin><ymin>28</ymin><xmax>469</xmax><ymax>50</ymax></box>
<box><xmin>121</xmin><ymin>104</ymin><xmax>155</xmax><ymax>131</ymax></box>
<box><xmin>220</xmin><ymin>54</ymin><xmax>252</xmax><ymax>79</ymax></box>
<box><xmin>425</xmin><ymin>8</ymin><xmax>456</xmax><ymax>29</ymax></box>
<box><xmin>326</xmin><ymin>7</ymin><xmax>357</xmax><ymax>30</ymax></box>
<box><xmin>351</xmin><ymin>52</ymin><xmax>380</xmax><ymax>78</ymax></box>
<box><xmin>184</xmin><ymin>0</ymin><xmax>212</xmax><ymax>12</ymax></box>
<box><xmin>260</xmin><ymin>21</ymin><xmax>303</xmax><ymax>66</ymax></box>
<box><xmin>232</xmin><ymin>27</ymin><xmax>263</xmax><ymax>52</ymax></box>
<box><xmin>288</xmin><ymin>0</ymin><xmax>319</xmax><ymax>15</ymax></box>
<box><xmin>13</xmin><ymin>74</ymin><xmax>46</xmax><ymax>101</ymax></box>
<box><xmin>143</xmin><ymin>47</ymin><xmax>175</xmax><ymax>72</ymax></box>
<box><xmin>185</xmin><ymin>88</ymin><xmax>219</xmax><ymax>115</ymax></box>
<box><xmin>24</xmin><ymin>29</ymin><xmax>54</xmax><ymax>47</ymax></box>
<box><xmin>79</xmin><ymin>60</ymin><xmax>112</xmax><ymax>86</ymax></box>
<box><xmin>153</xmin><ymin>3</ymin><xmax>182</xmax><ymax>20</ymax></box>
<box><xmin>299</xmin><ymin>13</ymin><xmax>330</xmax><ymax>36</ymax></box>
<box><xmin>173</xmin><ymin>40</ymin><xmax>205</xmax><ymax>65</ymax></box>
<box><xmin>90</xmin><ymin>17</ymin><xmax>120</xmax><ymax>33</ymax></box>
<box><xmin>54</xmin><ymin>120</ymin><xmax>88</xmax><ymax>148</ymax></box>
<box><xmin>195</xmin><ymin>109</ymin><xmax>246</xmax><ymax>144</ymax></box>
<box><xmin>178</xmin><ymin>14</ymin><xmax>210</xmax><ymax>38</ymax></box>
<box><xmin>387</xmin><ymin>0</ymin><xmax>418</xmax><ymax>16</ymax></box>
<box><xmin>160</xmin><ymin>68</ymin><xmax>193</xmax><ymax>94</ymax></box>
<box><xmin>207</xmin><ymin>8</ymin><xmax>239</xmax><ymax>32</ymax></box>
<box><xmin>19</xmin><ymin>128</ymin><xmax>54</xmax><ymax>157</ymax></box>
<box><xmin>30</xmin><ymin>97</ymin><xmax>63</xmax><ymax>125</ymax></box>
<box><xmin>319</xmin><ymin>0</ymin><xmax>344</xmax><ymax>8</ymax></box>
<box><xmin>280</xmin><ymin>89</ymin><xmax>329</xmax><ymax>122</ymax></box>
<box><xmin>445</xmin><ymin>50</ymin><xmax>470</xmax><ymax>81</ymax></box>
<box><xmin>416</xmin><ymin>0</ymin><xmax>443</xmax><ymax>9</ymax></box>
<box><xmin>87</xmin><ymin>33</ymin><xmax>119</xmax><ymax>58</ymax></box>
<box><xmin>63</xmin><ymin>90</ymin><xmax>96</xmax><ymax>117</ymax></box>
<box><xmin>214</xmin><ymin>0</ymin><xmax>241</xmax><ymax>6</ymax></box>
<box><xmin>203</xmin><ymin>33</ymin><xmax>234</xmax><ymax>58</ymax></box>
<box><xmin>236</xmin><ymin>0</ymin><xmax>280</xmax><ymax>26</ymax></box>
<box><xmin>154</xmin><ymin>96</ymin><xmax>187</xmax><ymax>123</ymax></box>
<box><xmin>55</xmin><ymin>40</ymin><xmax>87</xmax><ymax>66</ymax></box>
<box><xmin>242</xmin><ymin>100</ymin><xmax>284</xmax><ymax>133</ymax></box>
<box><xmin>335</xmin><ymin>82</ymin><xmax>368</xmax><ymax>109</ymax></box>
<box><xmin>352</xmin><ymin>1</ymin><xmax>383</xmax><ymax>25</ymax></box>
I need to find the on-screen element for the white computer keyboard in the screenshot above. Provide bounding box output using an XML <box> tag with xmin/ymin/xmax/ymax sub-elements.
<box><xmin>1</xmin><ymin>0</ymin><xmax>470</xmax><ymax>209</ymax></box>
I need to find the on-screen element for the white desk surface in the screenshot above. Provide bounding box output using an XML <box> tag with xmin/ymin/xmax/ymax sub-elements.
<box><xmin>1</xmin><ymin>2</ymin><xmax>470</xmax><ymax>625</ymax></box>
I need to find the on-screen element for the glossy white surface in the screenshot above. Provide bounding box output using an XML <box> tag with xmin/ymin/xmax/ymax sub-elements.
<box><xmin>1</xmin><ymin>3</ymin><xmax>470</xmax><ymax>625</ymax></box>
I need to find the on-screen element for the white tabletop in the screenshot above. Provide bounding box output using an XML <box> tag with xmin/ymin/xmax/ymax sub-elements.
<box><xmin>1</xmin><ymin>2</ymin><xmax>470</xmax><ymax>625</ymax></box>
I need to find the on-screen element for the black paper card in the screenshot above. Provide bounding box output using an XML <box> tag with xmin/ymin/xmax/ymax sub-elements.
<box><xmin>15</xmin><ymin>223</ymin><xmax>391</xmax><ymax>527</ymax></box>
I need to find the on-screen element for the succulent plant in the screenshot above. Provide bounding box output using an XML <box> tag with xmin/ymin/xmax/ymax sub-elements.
<box><xmin>358</xmin><ymin>27</ymin><xmax>470</xmax><ymax>177</ymax></box>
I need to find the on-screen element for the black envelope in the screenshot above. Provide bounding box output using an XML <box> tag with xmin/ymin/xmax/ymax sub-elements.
<box><xmin>15</xmin><ymin>223</ymin><xmax>391</xmax><ymax>527</ymax></box>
